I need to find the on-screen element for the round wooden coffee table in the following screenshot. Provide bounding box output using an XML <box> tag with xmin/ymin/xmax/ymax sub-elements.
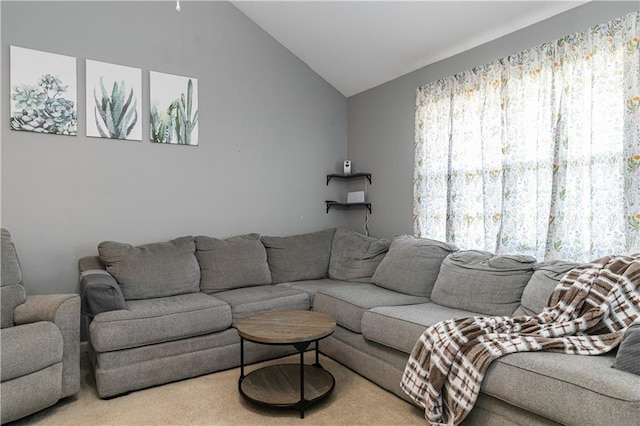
<box><xmin>236</xmin><ymin>310</ymin><xmax>336</xmax><ymax>418</ymax></box>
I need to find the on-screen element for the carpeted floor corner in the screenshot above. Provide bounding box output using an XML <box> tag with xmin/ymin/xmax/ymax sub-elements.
<box><xmin>9</xmin><ymin>352</ymin><xmax>425</xmax><ymax>425</ymax></box>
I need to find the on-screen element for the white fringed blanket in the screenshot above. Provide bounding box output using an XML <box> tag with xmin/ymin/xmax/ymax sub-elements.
<box><xmin>400</xmin><ymin>255</ymin><xmax>640</xmax><ymax>425</ymax></box>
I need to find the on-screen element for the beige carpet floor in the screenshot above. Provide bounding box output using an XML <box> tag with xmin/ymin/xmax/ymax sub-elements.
<box><xmin>10</xmin><ymin>352</ymin><xmax>425</xmax><ymax>425</ymax></box>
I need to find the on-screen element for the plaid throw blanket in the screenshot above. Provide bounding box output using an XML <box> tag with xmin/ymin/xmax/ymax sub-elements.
<box><xmin>400</xmin><ymin>254</ymin><xmax>640</xmax><ymax>425</ymax></box>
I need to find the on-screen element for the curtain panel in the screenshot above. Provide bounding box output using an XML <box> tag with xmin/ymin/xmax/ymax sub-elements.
<box><xmin>414</xmin><ymin>11</ymin><xmax>640</xmax><ymax>262</ymax></box>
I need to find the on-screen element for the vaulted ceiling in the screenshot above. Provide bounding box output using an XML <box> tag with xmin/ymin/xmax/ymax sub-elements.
<box><xmin>232</xmin><ymin>1</ymin><xmax>586</xmax><ymax>97</ymax></box>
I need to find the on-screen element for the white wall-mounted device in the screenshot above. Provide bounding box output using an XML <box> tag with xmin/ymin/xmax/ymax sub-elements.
<box><xmin>344</xmin><ymin>160</ymin><xmax>352</xmax><ymax>175</ymax></box>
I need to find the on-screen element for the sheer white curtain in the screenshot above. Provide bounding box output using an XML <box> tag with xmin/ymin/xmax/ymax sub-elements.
<box><xmin>413</xmin><ymin>12</ymin><xmax>640</xmax><ymax>262</ymax></box>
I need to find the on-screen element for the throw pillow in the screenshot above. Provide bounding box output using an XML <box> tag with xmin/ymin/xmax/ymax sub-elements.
<box><xmin>329</xmin><ymin>227</ymin><xmax>390</xmax><ymax>282</ymax></box>
<box><xmin>195</xmin><ymin>233</ymin><xmax>272</xmax><ymax>293</ymax></box>
<box><xmin>261</xmin><ymin>228</ymin><xmax>336</xmax><ymax>284</ymax></box>
<box><xmin>98</xmin><ymin>236</ymin><xmax>200</xmax><ymax>300</ymax></box>
<box><xmin>430</xmin><ymin>250</ymin><xmax>537</xmax><ymax>316</ymax></box>
<box><xmin>613</xmin><ymin>324</ymin><xmax>640</xmax><ymax>375</ymax></box>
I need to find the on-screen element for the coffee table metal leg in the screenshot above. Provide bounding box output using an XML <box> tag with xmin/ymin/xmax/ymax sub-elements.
<box><xmin>293</xmin><ymin>341</ymin><xmax>312</xmax><ymax>418</ymax></box>
<box><xmin>240</xmin><ymin>337</ymin><xmax>245</xmax><ymax>379</ymax></box>
<box><xmin>238</xmin><ymin>336</ymin><xmax>334</xmax><ymax>419</ymax></box>
<box><xmin>299</xmin><ymin>350</ymin><xmax>305</xmax><ymax>418</ymax></box>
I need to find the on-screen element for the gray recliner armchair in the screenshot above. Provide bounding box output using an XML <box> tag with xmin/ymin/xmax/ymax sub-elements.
<box><xmin>0</xmin><ymin>229</ymin><xmax>80</xmax><ymax>424</ymax></box>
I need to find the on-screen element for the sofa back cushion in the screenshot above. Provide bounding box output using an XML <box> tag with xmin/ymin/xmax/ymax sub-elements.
<box><xmin>431</xmin><ymin>250</ymin><xmax>536</xmax><ymax>316</ymax></box>
<box><xmin>98</xmin><ymin>236</ymin><xmax>200</xmax><ymax>300</ymax></box>
<box><xmin>1</xmin><ymin>229</ymin><xmax>27</xmax><ymax>328</ymax></box>
<box><xmin>514</xmin><ymin>260</ymin><xmax>579</xmax><ymax>316</ymax></box>
<box><xmin>261</xmin><ymin>229</ymin><xmax>335</xmax><ymax>284</ymax></box>
<box><xmin>196</xmin><ymin>233</ymin><xmax>272</xmax><ymax>293</ymax></box>
<box><xmin>371</xmin><ymin>235</ymin><xmax>458</xmax><ymax>297</ymax></box>
<box><xmin>1</xmin><ymin>229</ymin><xmax>23</xmax><ymax>288</ymax></box>
<box><xmin>329</xmin><ymin>227</ymin><xmax>390</xmax><ymax>283</ymax></box>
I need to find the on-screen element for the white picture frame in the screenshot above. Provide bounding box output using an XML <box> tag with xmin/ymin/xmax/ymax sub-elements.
<box><xmin>149</xmin><ymin>71</ymin><xmax>199</xmax><ymax>146</ymax></box>
<box><xmin>10</xmin><ymin>46</ymin><xmax>77</xmax><ymax>136</ymax></box>
<box><xmin>86</xmin><ymin>59</ymin><xmax>142</xmax><ymax>141</ymax></box>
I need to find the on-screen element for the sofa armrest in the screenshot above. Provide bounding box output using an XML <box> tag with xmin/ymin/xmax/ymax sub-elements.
<box><xmin>79</xmin><ymin>256</ymin><xmax>127</xmax><ymax>318</ymax></box>
<box><xmin>14</xmin><ymin>294</ymin><xmax>78</xmax><ymax>324</ymax></box>
<box><xmin>80</xmin><ymin>269</ymin><xmax>127</xmax><ymax>317</ymax></box>
<box><xmin>14</xmin><ymin>294</ymin><xmax>81</xmax><ymax>397</ymax></box>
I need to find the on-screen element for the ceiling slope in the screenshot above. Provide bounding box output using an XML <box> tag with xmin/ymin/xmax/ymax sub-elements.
<box><xmin>232</xmin><ymin>1</ymin><xmax>587</xmax><ymax>97</ymax></box>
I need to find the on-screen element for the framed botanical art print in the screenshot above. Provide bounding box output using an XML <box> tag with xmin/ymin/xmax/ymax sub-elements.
<box><xmin>10</xmin><ymin>46</ymin><xmax>77</xmax><ymax>136</ymax></box>
<box><xmin>149</xmin><ymin>71</ymin><xmax>199</xmax><ymax>146</ymax></box>
<box><xmin>86</xmin><ymin>59</ymin><xmax>142</xmax><ymax>141</ymax></box>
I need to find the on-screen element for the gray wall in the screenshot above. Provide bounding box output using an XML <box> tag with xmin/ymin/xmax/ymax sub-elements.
<box><xmin>1</xmin><ymin>1</ymin><xmax>347</xmax><ymax>295</ymax></box>
<box><xmin>347</xmin><ymin>1</ymin><xmax>640</xmax><ymax>239</ymax></box>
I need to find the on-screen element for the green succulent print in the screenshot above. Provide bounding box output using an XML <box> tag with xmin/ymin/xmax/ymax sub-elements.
<box><xmin>11</xmin><ymin>74</ymin><xmax>77</xmax><ymax>135</ymax></box>
<box><xmin>94</xmin><ymin>77</ymin><xmax>138</xmax><ymax>139</ymax></box>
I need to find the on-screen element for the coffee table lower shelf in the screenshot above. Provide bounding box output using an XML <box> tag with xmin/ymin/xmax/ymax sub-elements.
<box><xmin>239</xmin><ymin>363</ymin><xmax>335</xmax><ymax>417</ymax></box>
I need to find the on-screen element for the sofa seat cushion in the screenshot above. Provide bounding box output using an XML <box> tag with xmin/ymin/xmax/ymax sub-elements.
<box><xmin>484</xmin><ymin>351</ymin><xmax>640</xmax><ymax>426</ymax></box>
<box><xmin>196</xmin><ymin>234</ymin><xmax>272</xmax><ymax>293</ymax></box>
<box><xmin>313</xmin><ymin>284</ymin><xmax>429</xmax><ymax>333</ymax></box>
<box><xmin>89</xmin><ymin>292</ymin><xmax>231</xmax><ymax>352</ymax></box>
<box><xmin>0</xmin><ymin>322</ymin><xmax>63</xmax><ymax>382</ymax></box>
<box><xmin>214</xmin><ymin>286</ymin><xmax>310</xmax><ymax>326</ymax></box>
<box><xmin>276</xmin><ymin>279</ymin><xmax>363</xmax><ymax>307</ymax></box>
<box><xmin>361</xmin><ymin>303</ymin><xmax>481</xmax><ymax>354</ymax></box>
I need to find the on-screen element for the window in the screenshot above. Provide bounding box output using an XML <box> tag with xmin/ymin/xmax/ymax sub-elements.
<box><xmin>413</xmin><ymin>12</ymin><xmax>639</xmax><ymax>262</ymax></box>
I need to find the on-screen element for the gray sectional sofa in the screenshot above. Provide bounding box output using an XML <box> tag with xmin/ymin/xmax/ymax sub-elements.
<box><xmin>79</xmin><ymin>227</ymin><xmax>640</xmax><ymax>425</ymax></box>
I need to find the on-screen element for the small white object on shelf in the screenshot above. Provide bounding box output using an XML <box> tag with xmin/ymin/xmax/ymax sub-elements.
<box><xmin>344</xmin><ymin>160</ymin><xmax>352</xmax><ymax>175</ymax></box>
<box><xmin>347</xmin><ymin>191</ymin><xmax>365</xmax><ymax>203</ymax></box>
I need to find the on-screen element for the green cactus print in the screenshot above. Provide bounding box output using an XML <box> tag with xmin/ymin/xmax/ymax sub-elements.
<box><xmin>150</xmin><ymin>78</ymin><xmax>198</xmax><ymax>145</ymax></box>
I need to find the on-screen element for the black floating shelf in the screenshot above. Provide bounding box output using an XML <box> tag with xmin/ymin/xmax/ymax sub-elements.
<box><xmin>326</xmin><ymin>173</ymin><xmax>372</xmax><ymax>185</ymax></box>
<box><xmin>325</xmin><ymin>201</ymin><xmax>372</xmax><ymax>214</ymax></box>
